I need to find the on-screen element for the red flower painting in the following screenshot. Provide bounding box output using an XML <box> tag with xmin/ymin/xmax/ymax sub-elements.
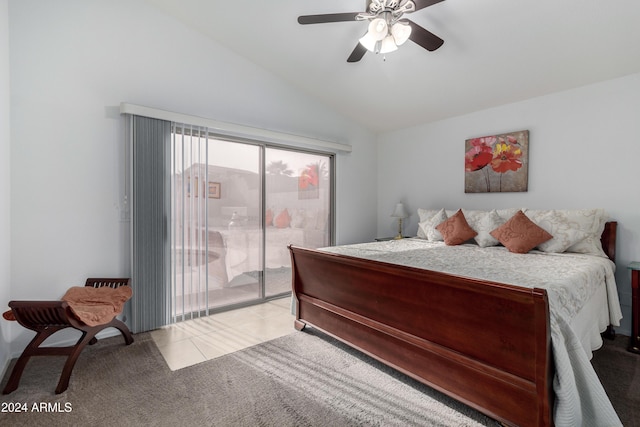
<box><xmin>464</xmin><ymin>131</ymin><xmax>528</xmax><ymax>193</ymax></box>
<box><xmin>464</xmin><ymin>137</ymin><xmax>496</xmax><ymax>172</ymax></box>
<box><xmin>298</xmin><ymin>164</ymin><xmax>319</xmax><ymax>190</ymax></box>
<box><xmin>298</xmin><ymin>163</ymin><xmax>321</xmax><ymax>199</ymax></box>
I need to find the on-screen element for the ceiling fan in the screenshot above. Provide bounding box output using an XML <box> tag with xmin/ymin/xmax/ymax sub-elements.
<box><xmin>298</xmin><ymin>0</ymin><xmax>445</xmax><ymax>62</ymax></box>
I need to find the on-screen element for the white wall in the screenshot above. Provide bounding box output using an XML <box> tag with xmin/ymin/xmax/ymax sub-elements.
<box><xmin>377</xmin><ymin>73</ymin><xmax>640</xmax><ymax>336</ymax></box>
<box><xmin>7</xmin><ymin>0</ymin><xmax>377</xmax><ymax>353</ymax></box>
<box><xmin>0</xmin><ymin>0</ymin><xmax>11</xmax><ymax>375</ymax></box>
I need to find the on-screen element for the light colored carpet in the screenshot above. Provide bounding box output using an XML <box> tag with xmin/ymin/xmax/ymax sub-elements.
<box><xmin>0</xmin><ymin>329</ymin><xmax>636</xmax><ymax>426</ymax></box>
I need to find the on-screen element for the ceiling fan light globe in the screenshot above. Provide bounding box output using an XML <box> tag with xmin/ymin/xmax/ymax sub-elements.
<box><xmin>379</xmin><ymin>35</ymin><xmax>398</xmax><ymax>54</ymax></box>
<box><xmin>368</xmin><ymin>18</ymin><xmax>388</xmax><ymax>41</ymax></box>
<box><xmin>391</xmin><ymin>22</ymin><xmax>412</xmax><ymax>45</ymax></box>
<box><xmin>359</xmin><ymin>33</ymin><xmax>379</xmax><ymax>52</ymax></box>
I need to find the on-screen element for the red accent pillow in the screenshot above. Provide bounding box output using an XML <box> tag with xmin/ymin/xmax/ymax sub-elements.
<box><xmin>274</xmin><ymin>209</ymin><xmax>291</xmax><ymax>228</ymax></box>
<box><xmin>265</xmin><ymin>209</ymin><xmax>273</xmax><ymax>226</ymax></box>
<box><xmin>435</xmin><ymin>209</ymin><xmax>477</xmax><ymax>246</ymax></box>
<box><xmin>490</xmin><ymin>210</ymin><xmax>553</xmax><ymax>254</ymax></box>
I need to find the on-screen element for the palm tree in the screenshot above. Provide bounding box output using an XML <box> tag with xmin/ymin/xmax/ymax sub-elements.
<box><xmin>307</xmin><ymin>160</ymin><xmax>328</xmax><ymax>178</ymax></box>
<box><xmin>266</xmin><ymin>160</ymin><xmax>293</xmax><ymax>176</ymax></box>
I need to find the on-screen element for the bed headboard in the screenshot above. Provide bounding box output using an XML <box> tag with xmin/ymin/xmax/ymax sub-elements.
<box><xmin>602</xmin><ymin>221</ymin><xmax>617</xmax><ymax>262</ymax></box>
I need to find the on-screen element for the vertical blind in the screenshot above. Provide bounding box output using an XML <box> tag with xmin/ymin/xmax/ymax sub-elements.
<box><xmin>170</xmin><ymin>123</ymin><xmax>212</xmax><ymax>322</ymax></box>
<box><xmin>126</xmin><ymin>110</ymin><xmax>336</xmax><ymax>332</ymax></box>
<box><xmin>130</xmin><ymin>115</ymin><xmax>171</xmax><ymax>333</ymax></box>
<box><xmin>130</xmin><ymin>118</ymin><xmax>224</xmax><ymax>330</ymax></box>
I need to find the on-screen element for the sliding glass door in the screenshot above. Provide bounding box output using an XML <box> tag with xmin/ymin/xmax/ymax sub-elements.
<box><xmin>170</xmin><ymin>127</ymin><xmax>332</xmax><ymax>321</ymax></box>
<box><xmin>264</xmin><ymin>148</ymin><xmax>331</xmax><ymax>297</ymax></box>
<box><xmin>171</xmin><ymin>129</ymin><xmax>263</xmax><ymax>319</ymax></box>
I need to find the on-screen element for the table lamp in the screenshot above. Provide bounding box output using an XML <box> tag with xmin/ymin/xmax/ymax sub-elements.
<box><xmin>391</xmin><ymin>202</ymin><xmax>408</xmax><ymax>239</ymax></box>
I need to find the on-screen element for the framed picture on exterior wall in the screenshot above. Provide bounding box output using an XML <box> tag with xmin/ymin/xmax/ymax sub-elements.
<box><xmin>464</xmin><ymin>130</ymin><xmax>529</xmax><ymax>193</ymax></box>
<box><xmin>208</xmin><ymin>182</ymin><xmax>221</xmax><ymax>199</ymax></box>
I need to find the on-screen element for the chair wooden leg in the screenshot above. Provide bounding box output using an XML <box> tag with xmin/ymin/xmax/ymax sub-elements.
<box><xmin>55</xmin><ymin>332</ymin><xmax>96</xmax><ymax>395</ymax></box>
<box><xmin>54</xmin><ymin>321</ymin><xmax>133</xmax><ymax>394</ymax></box>
<box><xmin>112</xmin><ymin>319</ymin><xmax>134</xmax><ymax>345</ymax></box>
<box><xmin>2</xmin><ymin>327</ymin><xmax>64</xmax><ymax>395</ymax></box>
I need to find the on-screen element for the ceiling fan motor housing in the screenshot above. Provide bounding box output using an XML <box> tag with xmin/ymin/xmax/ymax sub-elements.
<box><xmin>369</xmin><ymin>0</ymin><xmax>414</xmax><ymax>15</ymax></box>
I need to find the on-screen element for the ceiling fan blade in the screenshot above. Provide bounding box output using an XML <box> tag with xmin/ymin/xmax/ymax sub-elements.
<box><xmin>412</xmin><ymin>0</ymin><xmax>445</xmax><ymax>11</ymax></box>
<box><xmin>347</xmin><ymin>43</ymin><xmax>368</xmax><ymax>63</ymax></box>
<box><xmin>298</xmin><ymin>13</ymin><xmax>360</xmax><ymax>25</ymax></box>
<box><xmin>407</xmin><ymin>20</ymin><xmax>444</xmax><ymax>51</ymax></box>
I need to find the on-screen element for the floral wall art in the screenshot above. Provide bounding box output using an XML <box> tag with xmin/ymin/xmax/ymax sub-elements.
<box><xmin>298</xmin><ymin>162</ymin><xmax>320</xmax><ymax>199</ymax></box>
<box><xmin>464</xmin><ymin>130</ymin><xmax>529</xmax><ymax>193</ymax></box>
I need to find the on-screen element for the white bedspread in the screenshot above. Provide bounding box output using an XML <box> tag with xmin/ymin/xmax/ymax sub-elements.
<box><xmin>320</xmin><ymin>238</ymin><xmax>623</xmax><ymax>427</ymax></box>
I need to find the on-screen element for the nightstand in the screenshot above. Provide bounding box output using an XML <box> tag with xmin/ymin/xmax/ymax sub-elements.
<box><xmin>629</xmin><ymin>262</ymin><xmax>640</xmax><ymax>354</ymax></box>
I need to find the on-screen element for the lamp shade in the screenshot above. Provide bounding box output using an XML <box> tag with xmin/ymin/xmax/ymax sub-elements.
<box><xmin>379</xmin><ymin>35</ymin><xmax>398</xmax><ymax>54</ymax></box>
<box><xmin>391</xmin><ymin>202</ymin><xmax>408</xmax><ymax>218</ymax></box>
<box><xmin>367</xmin><ymin>18</ymin><xmax>388</xmax><ymax>41</ymax></box>
<box><xmin>359</xmin><ymin>18</ymin><xmax>389</xmax><ymax>53</ymax></box>
<box><xmin>358</xmin><ymin>32</ymin><xmax>379</xmax><ymax>52</ymax></box>
<box><xmin>391</xmin><ymin>22</ymin><xmax>412</xmax><ymax>46</ymax></box>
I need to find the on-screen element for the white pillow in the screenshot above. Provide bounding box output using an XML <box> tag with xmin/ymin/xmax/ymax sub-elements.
<box><xmin>563</xmin><ymin>209</ymin><xmax>608</xmax><ymax>257</ymax></box>
<box><xmin>290</xmin><ymin>209</ymin><xmax>306</xmax><ymax>228</ymax></box>
<box><xmin>417</xmin><ymin>208</ymin><xmax>439</xmax><ymax>223</ymax></box>
<box><xmin>525</xmin><ymin>208</ymin><xmax>607</xmax><ymax>257</ymax></box>
<box><xmin>463</xmin><ymin>209</ymin><xmax>504</xmax><ymax>247</ymax></box>
<box><xmin>496</xmin><ymin>208</ymin><xmax>520</xmax><ymax>222</ymax></box>
<box><xmin>418</xmin><ymin>208</ymin><xmax>448</xmax><ymax>242</ymax></box>
<box><xmin>417</xmin><ymin>209</ymin><xmax>439</xmax><ymax>238</ymax></box>
<box><xmin>525</xmin><ymin>210</ymin><xmax>588</xmax><ymax>253</ymax></box>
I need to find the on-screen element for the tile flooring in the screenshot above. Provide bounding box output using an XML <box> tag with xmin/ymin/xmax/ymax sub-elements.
<box><xmin>151</xmin><ymin>297</ymin><xmax>296</xmax><ymax>370</ymax></box>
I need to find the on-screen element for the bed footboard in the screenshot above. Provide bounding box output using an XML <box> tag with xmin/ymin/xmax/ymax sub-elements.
<box><xmin>289</xmin><ymin>245</ymin><xmax>553</xmax><ymax>427</ymax></box>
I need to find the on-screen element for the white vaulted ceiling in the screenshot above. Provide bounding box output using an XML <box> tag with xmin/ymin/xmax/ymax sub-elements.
<box><xmin>143</xmin><ymin>0</ymin><xmax>640</xmax><ymax>133</ymax></box>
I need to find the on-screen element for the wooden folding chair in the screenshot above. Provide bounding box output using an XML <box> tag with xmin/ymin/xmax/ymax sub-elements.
<box><xmin>2</xmin><ymin>278</ymin><xmax>134</xmax><ymax>395</ymax></box>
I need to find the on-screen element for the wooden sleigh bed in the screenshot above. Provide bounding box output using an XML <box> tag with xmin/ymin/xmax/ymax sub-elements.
<box><xmin>288</xmin><ymin>220</ymin><xmax>619</xmax><ymax>427</ymax></box>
